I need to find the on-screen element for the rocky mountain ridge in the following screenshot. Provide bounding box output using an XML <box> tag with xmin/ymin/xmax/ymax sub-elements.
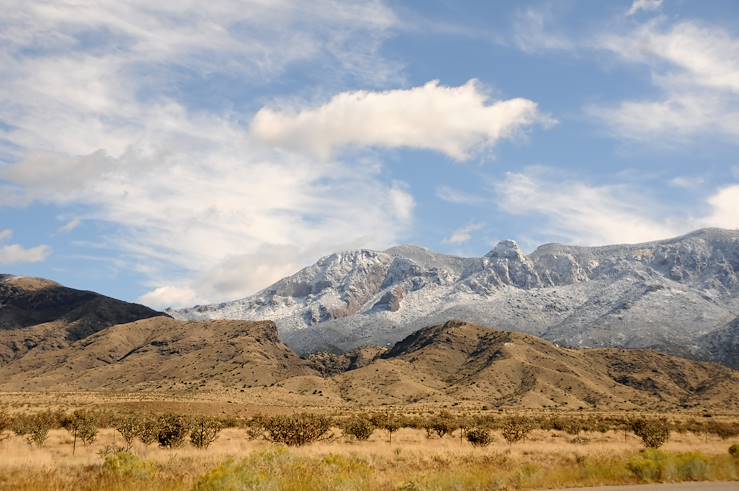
<box><xmin>173</xmin><ymin>228</ymin><xmax>739</xmax><ymax>366</ymax></box>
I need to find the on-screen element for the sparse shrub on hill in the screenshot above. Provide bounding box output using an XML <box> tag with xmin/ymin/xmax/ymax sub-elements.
<box><xmin>190</xmin><ymin>416</ymin><xmax>222</xmax><ymax>449</ymax></box>
<box><xmin>342</xmin><ymin>415</ymin><xmax>374</xmax><ymax>441</ymax></box>
<box><xmin>501</xmin><ymin>416</ymin><xmax>532</xmax><ymax>444</ymax></box>
<box><xmin>729</xmin><ymin>443</ymin><xmax>738</xmax><ymax>457</ymax></box>
<box><xmin>465</xmin><ymin>427</ymin><xmax>492</xmax><ymax>447</ymax></box>
<box><xmin>113</xmin><ymin>415</ymin><xmax>142</xmax><ymax>451</ymax></box>
<box><xmin>61</xmin><ymin>410</ymin><xmax>98</xmax><ymax>454</ymax></box>
<box><xmin>260</xmin><ymin>414</ymin><xmax>332</xmax><ymax>446</ymax></box>
<box><xmin>631</xmin><ymin>418</ymin><xmax>670</xmax><ymax>449</ymax></box>
<box><xmin>156</xmin><ymin>414</ymin><xmax>190</xmax><ymax>449</ymax></box>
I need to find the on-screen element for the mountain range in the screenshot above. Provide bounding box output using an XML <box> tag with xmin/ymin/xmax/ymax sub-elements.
<box><xmin>172</xmin><ymin>228</ymin><xmax>739</xmax><ymax>368</ymax></box>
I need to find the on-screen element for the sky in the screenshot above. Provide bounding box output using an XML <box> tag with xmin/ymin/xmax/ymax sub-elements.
<box><xmin>1</xmin><ymin>0</ymin><xmax>739</xmax><ymax>308</ymax></box>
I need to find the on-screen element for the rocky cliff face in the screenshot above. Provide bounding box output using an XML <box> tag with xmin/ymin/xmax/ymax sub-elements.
<box><xmin>173</xmin><ymin>228</ymin><xmax>739</xmax><ymax>366</ymax></box>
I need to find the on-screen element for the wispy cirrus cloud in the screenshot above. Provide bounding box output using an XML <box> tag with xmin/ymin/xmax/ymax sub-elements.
<box><xmin>443</xmin><ymin>222</ymin><xmax>485</xmax><ymax>245</ymax></box>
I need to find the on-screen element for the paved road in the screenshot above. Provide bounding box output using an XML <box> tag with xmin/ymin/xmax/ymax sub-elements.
<box><xmin>550</xmin><ymin>482</ymin><xmax>738</xmax><ymax>491</ymax></box>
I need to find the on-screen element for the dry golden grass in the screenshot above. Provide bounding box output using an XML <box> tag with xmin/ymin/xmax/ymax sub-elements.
<box><xmin>0</xmin><ymin>425</ymin><xmax>737</xmax><ymax>490</ymax></box>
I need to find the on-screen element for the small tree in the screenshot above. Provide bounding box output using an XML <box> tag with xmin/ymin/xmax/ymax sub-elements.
<box><xmin>139</xmin><ymin>417</ymin><xmax>159</xmax><ymax>446</ymax></box>
<box><xmin>342</xmin><ymin>415</ymin><xmax>374</xmax><ymax>441</ymax></box>
<box><xmin>113</xmin><ymin>415</ymin><xmax>142</xmax><ymax>451</ymax></box>
<box><xmin>501</xmin><ymin>416</ymin><xmax>532</xmax><ymax>444</ymax></box>
<box><xmin>62</xmin><ymin>410</ymin><xmax>98</xmax><ymax>454</ymax></box>
<box><xmin>260</xmin><ymin>414</ymin><xmax>332</xmax><ymax>446</ymax></box>
<box><xmin>381</xmin><ymin>415</ymin><xmax>402</xmax><ymax>444</ymax></box>
<box><xmin>190</xmin><ymin>417</ymin><xmax>222</xmax><ymax>449</ymax></box>
<box><xmin>25</xmin><ymin>412</ymin><xmax>56</xmax><ymax>447</ymax></box>
<box><xmin>631</xmin><ymin>418</ymin><xmax>670</xmax><ymax>449</ymax></box>
<box><xmin>424</xmin><ymin>413</ymin><xmax>455</xmax><ymax>439</ymax></box>
<box><xmin>157</xmin><ymin>414</ymin><xmax>190</xmax><ymax>449</ymax></box>
<box><xmin>466</xmin><ymin>427</ymin><xmax>492</xmax><ymax>447</ymax></box>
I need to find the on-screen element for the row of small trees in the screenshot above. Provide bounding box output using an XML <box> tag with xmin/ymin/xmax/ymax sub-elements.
<box><xmin>0</xmin><ymin>407</ymin><xmax>728</xmax><ymax>450</ymax></box>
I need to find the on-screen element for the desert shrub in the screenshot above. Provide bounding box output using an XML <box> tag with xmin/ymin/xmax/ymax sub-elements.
<box><xmin>101</xmin><ymin>451</ymin><xmax>158</xmax><ymax>480</ymax></box>
<box><xmin>631</xmin><ymin>418</ymin><xmax>670</xmax><ymax>449</ymax></box>
<box><xmin>707</xmin><ymin>421</ymin><xmax>739</xmax><ymax>440</ymax></box>
<box><xmin>260</xmin><ymin>414</ymin><xmax>332</xmax><ymax>446</ymax></box>
<box><xmin>24</xmin><ymin>411</ymin><xmax>56</xmax><ymax>447</ymax></box>
<box><xmin>61</xmin><ymin>410</ymin><xmax>98</xmax><ymax>453</ymax></box>
<box><xmin>501</xmin><ymin>416</ymin><xmax>532</xmax><ymax>444</ymax></box>
<box><xmin>730</xmin><ymin>444</ymin><xmax>738</xmax><ymax>457</ymax></box>
<box><xmin>0</xmin><ymin>408</ymin><xmax>11</xmax><ymax>441</ymax></box>
<box><xmin>371</xmin><ymin>413</ymin><xmax>402</xmax><ymax>443</ymax></box>
<box><xmin>424</xmin><ymin>412</ymin><xmax>455</xmax><ymax>439</ymax></box>
<box><xmin>156</xmin><ymin>414</ymin><xmax>190</xmax><ymax>449</ymax></box>
<box><xmin>342</xmin><ymin>415</ymin><xmax>374</xmax><ymax>441</ymax></box>
<box><xmin>466</xmin><ymin>427</ymin><xmax>492</xmax><ymax>447</ymax></box>
<box><xmin>626</xmin><ymin>450</ymin><xmax>727</xmax><ymax>482</ymax></box>
<box><xmin>113</xmin><ymin>415</ymin><xmax>142</xmax><ymax>451</ymax></box>
<box><xmin>190</xmin><ymin>416</ymin><xmax>223</xmax><ymax>449</ymax></box>
<box><xmin>194</xmin><ymin>448</ymin><xmax>371</xmax><ymax>490</ymax></box>
<box><xmin>139</xmin><ymin>417</ymin><xmax>159</xmax><ymax>446</ymax></box>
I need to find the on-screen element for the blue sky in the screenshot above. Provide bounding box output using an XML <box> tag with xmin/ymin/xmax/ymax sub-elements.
<box><xmin>1</xmin><ymin>0</ymin><xmax>738</xmax><ymax>307</ymax></box>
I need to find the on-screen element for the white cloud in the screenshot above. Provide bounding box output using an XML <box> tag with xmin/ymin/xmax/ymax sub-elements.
<box><xmin>0</xmin><ymin>229</ymin><xmax>12</xmax><ymax>242</ymax></box>
<box><xmin>592</xmin><ymin>20</ymin><xmax>739</xmax><ymax>142</ymax></box>
<box><xmin>512</xmin><ymin>6</ymin><xmax>573</xmax><ymax>53</ymax></box>
<box><xmin>0</xmin><ymin>243</ymin><xmax>51</xmax><ymax>265</ymax></box>
<box><xmin>626</xmin><ymin>0</ymin><xmax>663</xmax><ymax>16</ymax></box>
<box><xmin>436</xmin><ymin>185</ymin><xmax>488</xmax><ymax>205</ymax></box>
<box><xmin>668</xmin><ymin>176</ymin><xmax>704</xmax><ymax>189</ymax></box>
<box><xmin>250</xmin><ymin>80</ymin><xmax>551</xmax><ymax>161</ymax></box>
<box><xmin>444</xmin><ymin>222</ymin><xmax>485</xmax><ymax>245</ymax></box>
<box><xmin>494</xmin><ymin>171</ymin><xmax>739</xmax><ymax>245</ymax></box>
<box><xmin>0</xmin><ymin>1</ymin><xmax>417</xmax><ymax>307</ymax></box>
<box><xmin>703</xmin><ymin>185</ymin><xmax>739</xmax><ymax>230</ymax></box>
<box><xmin>57</xmin><ymin>217</ymin><xmax>81</xmax><ymax>234</ymax></box>
<box><xmin>139</xmin><ymin>285</ymin><xmax>198</xmax><ymax>310</ymax></box>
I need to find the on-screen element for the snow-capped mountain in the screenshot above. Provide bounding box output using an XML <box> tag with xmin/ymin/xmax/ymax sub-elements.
<box><xmin>172</xmin><ymin>228</ymin><xmax>739</xmax><ymax>366</ymax></box>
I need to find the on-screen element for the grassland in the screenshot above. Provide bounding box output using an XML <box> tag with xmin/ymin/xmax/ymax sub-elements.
<box><xmin>0</xmin><ymin>395</ymin><xmax>737</xmax><ymax>490</ymax></box>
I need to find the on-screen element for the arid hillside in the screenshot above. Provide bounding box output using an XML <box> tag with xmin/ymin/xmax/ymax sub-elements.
<box><xmin>0</xmin><ymin>274</ymin><xmax>165</xmax><ymax>364</ymax></box>
<box><xmin>1</xmin><ymin>305</ymin><xmax>737</xmax><ymax>411</ymax></box>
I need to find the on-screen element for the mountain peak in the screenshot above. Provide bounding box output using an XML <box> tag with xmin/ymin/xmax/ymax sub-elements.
<box><xmin>486</xmin><ymin>240</ymin><xmax>525</xmax><ymax>260</ymax></box>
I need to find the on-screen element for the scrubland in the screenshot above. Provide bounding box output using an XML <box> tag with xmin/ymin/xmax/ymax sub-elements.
<box><xmin>0</xmin><ymin>402</ymin><xmax>737</xmax><ymax>490</ymax></box>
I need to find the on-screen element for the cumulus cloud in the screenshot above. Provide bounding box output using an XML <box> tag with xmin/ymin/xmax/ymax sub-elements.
<box><xmin>494</xmin><ymin>171</ymin><xmax>739</xmax><ymax>245</ymax></box>
<box><xmin>443</xmin><ymin>222</ymin><xmax>485</xmax><ymax>245</ymax></box>
<box><xmin>592</xmin><ymin>20</ymin><xmax>739</xmax><ymax>142</ymax></box>
<box><xmin>250</xmin><ymin>80</ymin><xmax>551</xmax><ymax>160</ymax></box>
<box><xmin>0</xmin><ymin>229</ymin><xmax>51</xmax><ymax>265</ymax></box>
<box><xmin>626</xmin><ymin>0</ymin><xmax>663</xmax><ymax>16</ymax></box>
<box><xmin>0</xmin><ymin>1</ymin><xmax>416</xmax><ymax>308</ymax></box>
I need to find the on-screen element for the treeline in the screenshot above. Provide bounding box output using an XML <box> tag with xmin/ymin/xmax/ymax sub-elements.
<box><xmin>1</xmin><ymin>408</ymin><xmax>737</xmax><ymax>451</ymax></box>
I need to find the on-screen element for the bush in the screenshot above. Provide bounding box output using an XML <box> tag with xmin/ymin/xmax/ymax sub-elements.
<box><xmin>343</xmin><ymin>415</ymin><xmax>374</xmax><ymax>441</ymax></box>
<box><xmin>730</xmin><ymin>444</ymin><xmax>738</xmax><ymax>457</ymax></box>
<box><xmin>139</xmin><ymin>417</ymin><xmax>159</xmax><ymax>446</ymax></box>
<box><xmin>501</xmin><ymin>416</ymin><xmax>532</xmax><ymax>444</ymax></box>
<box><xmin>156</xmin><ymin>414</ymin><xmax>190</xmax><ymax>449</ymax></box>
<box><xmin>631</xmin><ymin>418</ymin><xmax>670</xmax><ymax>449</ymax></box>
<box><xmin>370</xmin><ymin>413</ymin><xmax>402</xmax><ymax>443</ymax></box>
<box><xmin>0</xmin><ymin>408</ymin><xmax>10</xmax><ymax>441</ymax></box>
<box><xmin>627</xmin><ymin>449</ymin><xmax>720</xmax><ymax>482</ymax></box>
<box><xmin>113</xmin><ymin>415</ymin><xmax>142</xmax><ymax>451</ymax></box>
<box><xmin>190</xmin><ymin>417</ymin><xmax>222</xmax><ymax>449</ymax></box>
<box><xmin>61</xmin><ymin>410</ymin><xmax>98</xmax><ymax>453</ymax></box>
<box><xmin>424</xmin><ymin>413</ymin><xmax>455</xmax><ymax>439</ymax></box>
<box><xmin>465</xmin><ymin>427</ymin><xmax>492</xmax><ymax>447</ymax></box>
<box><xmin>260</xmin><ymin>414</ymin><xmax>332</xmax><ymax>446</ymax></box>
<box><xmin>101</xmin><ymin>451</ymin><xmax>158</xmax><ymax>480</ymax></box>
<box><xmin>24</xmin><ymin>411</ymin><xmax>56</xmax><ymax>447</ymax></box>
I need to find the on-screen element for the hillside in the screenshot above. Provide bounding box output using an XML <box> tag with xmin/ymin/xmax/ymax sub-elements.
<box><xmin>172</xmin><ymin>228</ymin><xmax>739</xmax><ymax>368</ymax></box>
<box><xmin>0</xmin><ymin>274</ymin><xmax>165</xmax><ymax>364</ymax></box>
<box><xmin>333</xmin><ymin>321</ymin><xmax>739</xmax><ymax>410</ymax></box>
<box><xmin>1</xmin><ymin>313</ymin><xmax>736</xmax><ymax>411</ymax></box>
<box><xmin>0</xmin><ymin>317</ymin><xmax>317</xmax><ymax>391</ymax></box>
